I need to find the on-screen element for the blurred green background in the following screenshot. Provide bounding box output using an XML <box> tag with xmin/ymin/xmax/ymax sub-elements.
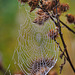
<box><xmin>0</xmin><ymin>0</ymin><xmax>75</xmax><ymax>75</ymax></box>
<box><xmin>0</xmin><ymin>0</ymin><xmax>19</xmax><ymax>74</ymax></box>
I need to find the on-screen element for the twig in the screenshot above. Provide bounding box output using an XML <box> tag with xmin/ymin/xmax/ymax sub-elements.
<box><xmin>54</xmin><ymin>39</ymin><xmax>67</xmax><ymax>59</ymax></box>
<box><xmin>59</xmin><ymin>24</ymin><xmax>75</xmax><ymax>72</ymax></box>
<box><xmin>52</xmin><ymin>16</ymin><xmax>75</xmax><ymax>34</ymax></box>
<box><xmin>56</xmin><ymin>0</ymin><xmax>75</xmax><ymax>72</ymax></box>
<box><xmin>60</xmin><ymin>57</ymin><xmax>66</xmax><ymax>74</ymax></box>
<box><xmin>49</xmin><ymin>12</ymin><xmax>75</xmax><ymax>72</ymax></box>
<box><xmin>37</xmin><ymin>0</ymin><xmax>75</xmax><ymax>73</ymax></box>
<box><xmin>59</xmin><ymin>20</ymin><xmax>75</xmax><ymax>34</ymax></box>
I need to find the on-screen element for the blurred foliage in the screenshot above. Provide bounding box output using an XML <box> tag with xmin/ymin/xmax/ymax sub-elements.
<box><xmin>0</xmin><ymin>0</ymin><xmax>75</xmax><ymax>75</ymax></box>
<box><xmin>0</xmin><ymin>0</ymin><xmax>18</xmax><ymax>74</ymax></box>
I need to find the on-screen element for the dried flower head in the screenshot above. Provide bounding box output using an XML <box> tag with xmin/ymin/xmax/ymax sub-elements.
<box><xmin>41</xmin><ymin>0</ymin><xmax>52</xmax><ymax>11</ymax></box>
<box><xmin>48</xmin><ymin>29</ymin><xmax>58</xmax><ymax>39</ymax></box>
<box><xmin>53</xmin><ymin>3</ymin><xmax>69</xmax><ymax>16</ymax></box>
<box><xmin>36</xmin><ymin>9</ymin><xmax>44</xmax><ymax>15</ymax></box>
<box><xmin>34</xmin><ymin>67</ymin><xmax>48</xmax><ymax>75</ymax></box>
<box><xmin>66</xmin><ymin>14</ymin><xmax>75</xmax><ymax>24</ymax></box>
<box><xmin>28</xmin><ymin>0</ymin><xmax>40</xmax><ymax>12</ymax></box>
<box><xmin>51</xmin><ymin>0</ymin><xmax>60</xmax><ymax>9</ymax></box>
<box><xmin>30</xmin><ymin>58</ymin><xmax>54</xmax><ymax>75</ymax></box>
<box><xmin>60</xmin><ymin>3</ymin><xmax>69</xmax><ymax>12</ymax></box>
<box><xmin>33</xmin><ymin>13</ymin><xmax>49</xmax><ymax>25</ymax></box>
<box><xmin>53</xmin><ymin>7</ymin><xmax>61</xmax><ymax>16</ymax></box>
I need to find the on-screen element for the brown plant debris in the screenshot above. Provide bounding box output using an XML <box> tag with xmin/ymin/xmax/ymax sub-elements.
<box><xmin>48</xmin><ymin>29</ymin><xmax>58</xmax><ymax>39</ymax></box>
<box><xmin>33</xmin><ymin>12</ymin><xmax>49</xmax><ymax>25</ymax></box>
<box><xmin>66</xmin><ymin>14</ymin><xmax>75</xmax><ymax>24</ymax></box>
<box><xmin>30</xmin><ymin>58</ymin><xmax>55</xmax><ymax>75</ymax></box>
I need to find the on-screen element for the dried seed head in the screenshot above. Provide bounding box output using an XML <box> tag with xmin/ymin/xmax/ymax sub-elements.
<box><xmin>28</xmin><ymin>0</ymin><xmax>40</xmax><ymax>12</ymax></box>
<box><xmin>53</xmin><ymin>7</ymin><xmax>61</xmax><ymax>16</ymax></box>
<box><xmin>36</xmin><ymin>9</ymin><xmax>44</xmax><ymax>15</ymax></box>
<box><xmin>51</xmin><ymin>0</ymin><xmax>59</xmax><ymax>10</ymax></box>
<box><xmin>33</xmin><ymin>16</ymin><xmax>44</xmax><ymax>25</ymax></box>
<box><xmin>35</xmin><ymin>67</ymin><xmax>49</xmax><ymax>75</ymax></box>
<box><xmin>33</xmin><ymin>13</ymin><xmax>49</xmax><ymax>25</ymax></box>
<box><xmin>53</xmin><ymin>3</ymin><xmax>69</xmax><ymax>16</ymax></box>
<box><xmin>60</xmin><ymin>3</ymin><xmax>69</xmax><ymax>12</ymax></box>
<box><xmin>41</xmin><ymin>0</ymin><xmax>52</xmax><ymax>11</ymax></box>
<box><xmin>66</xmin><ymin>14</ymin><xmax>75</xmax><ymax>23</ymax></box>
<box><xmin>48</xmin><ymin>29</ymin><xmax>58</xmax><ymax>39</ymax></box>
<box><xmin>30</xmin><ymin>58</ymin><xmax>54</xmax><ymax>75</ymax></box>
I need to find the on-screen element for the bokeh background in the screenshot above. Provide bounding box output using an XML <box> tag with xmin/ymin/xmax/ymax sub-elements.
<box><xmin>0</xmin><ymin>0</ymin><xmax>75</xmax><ymax>75</ymax></box>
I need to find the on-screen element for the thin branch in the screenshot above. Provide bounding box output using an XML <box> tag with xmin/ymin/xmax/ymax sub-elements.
<box><xmin>51</xmin><ymin>16</ymin><xmax>75</xmax><ymax>72</ymax></box>
<box><xmin>58</xmin><ymin>23</ymin><xmax>75</xmax><ymax>72</ymax></box>
<box><xmin>52</xmin><ymin>15</ymin><xmax>75</xmax><ymax>34</ymax></box>
<box><xmin>49</xmin><ymin>12</ymin><xmax>75</xmax><ymax>72</ymax></box>
<box><xmin>37</xmin><ymin>1</ymin><xmax>75</xmax><ymax>73</ymax></box>
<box><xmin>54</xmin><ymin>39</ymin><xmax>67</xmax><ymax>59</ymax></box>
<box><xmin>60</xmin><ymin>57</ymin><xmax>66</xmax><ymax>74</ymax></box>
<box><xmin>37</xmin><ymin>5</ymin><xmax>58</xmax><ymax>26</ymax></box>
<box><xmin>56</xmin><ymin>0</ymin><xmax>75</xmax><ymax>72</ymax></box>
<box><xmin>59</xmin><ymin>20</ymin><xmax>75</xmax><ymax>34</ymax></box>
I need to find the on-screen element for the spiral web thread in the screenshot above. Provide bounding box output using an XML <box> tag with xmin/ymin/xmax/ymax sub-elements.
<box><xmin>5</xmin><ymin>4</ymin><xmax>59</xmax><ymax>75</ymax></box>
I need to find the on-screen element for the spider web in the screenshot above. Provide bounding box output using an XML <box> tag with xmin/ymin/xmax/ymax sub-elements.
<box><xmin>5</xmin><ymin>3</ymin><xmax>59</xmax><ymax>75</ymax></box>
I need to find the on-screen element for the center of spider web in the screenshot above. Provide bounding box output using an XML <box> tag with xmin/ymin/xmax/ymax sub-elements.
<box><xmin>36</xmin><ymin>33</ymin><xmax>42</xmax><ymax>43</ymax></box>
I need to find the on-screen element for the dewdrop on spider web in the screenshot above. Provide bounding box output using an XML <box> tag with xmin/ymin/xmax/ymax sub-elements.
<box><xmin>5</xmin><ymin>3</ymin><xmax>59</xmax><ymax>75</ymax></box>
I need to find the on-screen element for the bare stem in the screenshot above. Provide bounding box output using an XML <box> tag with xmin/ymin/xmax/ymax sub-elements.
<box><xmin>59</xmin><ymin>24</ymin><xmax>75</xmax><ymax>72</ymax></box>
<box><xmin>55</xmin><ymin>0</ymin><xmax>75</xmax><ymax>72</ymax></box>
<box><xmin>59</xmin><ymin>20</ymin><xmax>75</xmax><ymax>34</ymax></box>
<box><xmin>37</xmin><ymin>1</ymin><xmax>75</xmax><ymax>72</ymax></box>
<box><xmin>54</xmin><ymin>39</ymin><xmax>67</xmax><ymax>59</ymax></box>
